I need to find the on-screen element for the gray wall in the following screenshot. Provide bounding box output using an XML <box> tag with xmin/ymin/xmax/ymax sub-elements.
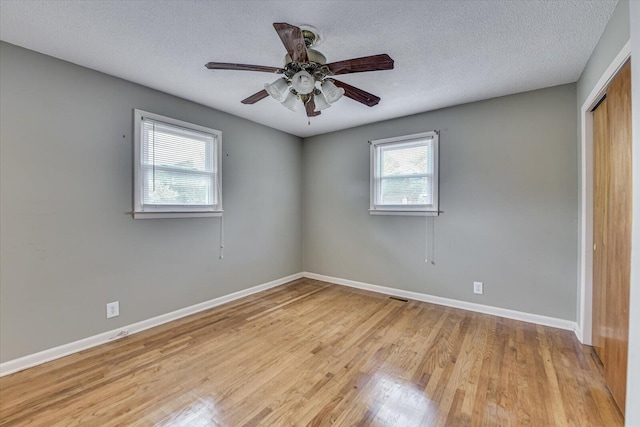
<box><xmin>303</xmin><ymin>84</ymin><xmax>578</xmax><ymax>320</ymax></box>
<box><xmin>0</xmin><ymin>42</ymin><xmax>303</xmax><ymax>362</ymax></box>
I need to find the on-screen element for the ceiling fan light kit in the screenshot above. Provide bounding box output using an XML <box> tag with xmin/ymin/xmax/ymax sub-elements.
<box><xmin>205</xmin><ymin>22</ymin><xmax>394</xmax><ymax>118</ymax></box>
<box><xmin>291</xmin><ymin>70</ymin><xmax>315</xmax><ymax>94</ymax></box>
<box><xmin>320</xmin><ymin>80</ymin><xmax>345</xmax><ymax>104</ymax></box>
<box><xmin>313</xmin><ymin>91</ymin><xmax>331</xmax><ymax>111</ymax></box>
<box><xmin>264</xmin><ymin>78</ymin><xmax>289</xmax><ymax>100</ymax></box>
<box><xmin>281</xmin><ymin>91</ymin><xmax>299</xmax><ymax>111</ymax></box>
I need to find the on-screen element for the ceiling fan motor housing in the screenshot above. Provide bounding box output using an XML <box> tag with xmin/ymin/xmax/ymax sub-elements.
<box><xmin>283</xmin><ymin>48</ymin><xmax>327</xmax><ymax>67</ymax></box>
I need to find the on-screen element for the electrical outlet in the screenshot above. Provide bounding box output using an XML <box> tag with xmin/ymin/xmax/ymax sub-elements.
<box><xmin>106</xmin><ymin>301</ymin><xmax>119</xmax><ymax>318</ymax></box>
<box><xmin>473</xmin><ymin>281</ymin><xmax>483</xmax><ymax>295</ymax></box>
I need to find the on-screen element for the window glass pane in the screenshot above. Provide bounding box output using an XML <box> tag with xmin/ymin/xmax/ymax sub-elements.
<box><xmin>143</xmin><ymin>168</ymin><xmax>214</xmax><ymax>205</ymax></box>
<box><xmin>142</xmin><ymin>121</ymin><xmax>214</xmax><ymax>172</ymax></box>
<box><xmin>380</xmin><ymin>176</ymin><xmax>431</xmax><ymax>205</ymax></box>
<box><xmin>381</xmin><ymin>142</ymin><xmax>429</xmax><ymax>177</ymax></box>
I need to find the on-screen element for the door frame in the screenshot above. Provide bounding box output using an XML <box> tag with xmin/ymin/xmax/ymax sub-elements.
<box><xmin>578</xmin><ymin>41</ymin><xmax>631</xmax><ymax>345</ymax></box>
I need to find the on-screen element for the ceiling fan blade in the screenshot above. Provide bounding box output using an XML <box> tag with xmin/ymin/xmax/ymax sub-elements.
<box><xmin>305</xmin><ymin>95</ymin><xmax>321</xmax><ymax>117</ymax></box>
<box><xmin>330</xmin><ymin>79</ymin><xmax>381</xmax><ymax>107</ymax></box>
<box><xmin>326</xmin><ymin>54</ymin><xmax>394</xmax><ymax>75</ymax></box>
<box><xmin>205</xmin><ymin>62</ymin><xmax>281</xmax><ymax>73</ymax></box>
<box><xmin>241</xmin><ymin>89</ymin><xmax>269</xmax><ymax>104</ymax></box>
<box><xmin>273</xmin><ymin>22</ymin><xmax>308</xmax><ymax>63</ymax></box>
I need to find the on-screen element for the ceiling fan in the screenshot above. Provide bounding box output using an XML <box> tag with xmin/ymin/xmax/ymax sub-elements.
<box><xmin>205</xmin><ymin>23</ymin><xmax>394</xmax><ymax>117</ymax></box>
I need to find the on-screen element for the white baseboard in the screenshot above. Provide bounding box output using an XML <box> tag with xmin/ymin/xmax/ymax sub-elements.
<box><xmin>1</xmin><ymin>271</ymin><xmax>581</xmax><ymax>377</ymax></box>
<box><xmin>0</xmin><ymin>273</ymin><xmax>303</xmax><ymax>377</ymax></box>
<box><xmin>303</xmin><ymin>272</ymin><xmax>578</xmax><ymax>332</ymax></box>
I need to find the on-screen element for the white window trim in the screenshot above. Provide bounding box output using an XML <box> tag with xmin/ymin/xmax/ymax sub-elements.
<box><xmin>133</xmin><ymin>109</ymin><xmax>222</xmax><ymax>219</ymax></box>
<box><xmin>369</xmin><ymin>131</ymin><xmax>439</xmax><ymax>216</ymax></box>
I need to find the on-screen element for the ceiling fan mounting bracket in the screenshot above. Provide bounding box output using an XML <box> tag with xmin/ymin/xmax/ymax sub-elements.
<box><xmin>299</xmin><ymin>25</ymin><xmax>322</xmax><ymax>48</ymax></box>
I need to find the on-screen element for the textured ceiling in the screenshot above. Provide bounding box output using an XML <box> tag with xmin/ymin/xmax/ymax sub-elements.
<box><xmin>0</xmin><ymin>0</ymin><xmax>617</xmax><ymax>137</ymax></box>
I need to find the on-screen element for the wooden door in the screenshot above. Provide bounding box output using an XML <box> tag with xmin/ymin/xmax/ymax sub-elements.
<box><xmin>603</xmin><ymin>60</ymin><xmax>632</xmax><ymax>413</ymax></box>
<box><xmin>592</xmin><ymin>60</ymin><xmax>632</xmax><ymax>414</ymax></box>
<box><xmin>592</xmin><ymin>98</ymin><xmax>608</xmax><ymax>364</ymax></box>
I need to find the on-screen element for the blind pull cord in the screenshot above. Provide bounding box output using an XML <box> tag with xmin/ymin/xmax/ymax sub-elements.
<box><xmin>425</xmin><ymin>215</ymin><xmax>435</xmax><ymax>264</ymax></box>
<box><xmin>216</xmin><ymin>170</ymin><xmax>224</xmax><ymax>260</ymax></box>
<box><xmin>219</xmin><ymin>215</ymin><xmax>224</xmax><ymax>259</ymax></box>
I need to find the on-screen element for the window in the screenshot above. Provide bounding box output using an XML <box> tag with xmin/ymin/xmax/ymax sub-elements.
<box><xmin>370</xmin><ymin>131</ymin><xmax>439</xmax><ymax>215</ymax></box>
<box><xmin>133</xmin><ymin>109</ymin><xmax>222</xmax><ymax>219</ymax></box>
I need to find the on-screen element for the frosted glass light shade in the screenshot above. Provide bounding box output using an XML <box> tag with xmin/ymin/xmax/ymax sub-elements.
<box><xmin>321</xmin><ymin>80</ymin><xmax>345</xmax><ymax>104</ymax></box>
<box><xmin>291</xmin><ymin>70</ymin><xmax>315</xmax><ymax>95</ymax></box>
<box><xmin>264</xmin><ymin>78</ymin><xmax>289</xmax><ymax>101</ymax></box>
<box><xmin>314</xmin><ymin>92</ymin><xmax>331</xmax><ymax>111</ymax></box>
<box><xmin>281</xmin><ymin>91</ymin><xmax>298</xmax><ymax>111</ymax></box>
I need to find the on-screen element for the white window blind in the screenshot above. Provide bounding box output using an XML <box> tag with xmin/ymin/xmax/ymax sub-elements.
<box><xmin>370</xmin><ymin>131</ymin><xmax>439</xmax><ymax>215</ymax></box>
<box><xmin>133</xmin><ymin>110</ymin><xmax>222</xmax><ymax>219</ymax></box>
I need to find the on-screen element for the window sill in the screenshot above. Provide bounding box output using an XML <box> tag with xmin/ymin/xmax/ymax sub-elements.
<box><xmin>133</xmin><ymin>211</ymin><xmax>223</xmax><ymax>219</ymax></box>
<box><xmin>369</xmin><ymin>209</ymin><xmax>440</xmax><ymax>217</ymax></box>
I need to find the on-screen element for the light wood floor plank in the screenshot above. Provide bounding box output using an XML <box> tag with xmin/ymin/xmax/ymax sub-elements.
<box><xmin>0</xmin><ymin>278</ymin><xmax>624</xmax><ymax>426</ymax></box>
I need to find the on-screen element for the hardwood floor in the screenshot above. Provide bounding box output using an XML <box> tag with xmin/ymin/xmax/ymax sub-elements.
<box><xmin>0</xmin><ymin>279</ymin><xmax>623</xmax><ymax>426</ymax></box>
